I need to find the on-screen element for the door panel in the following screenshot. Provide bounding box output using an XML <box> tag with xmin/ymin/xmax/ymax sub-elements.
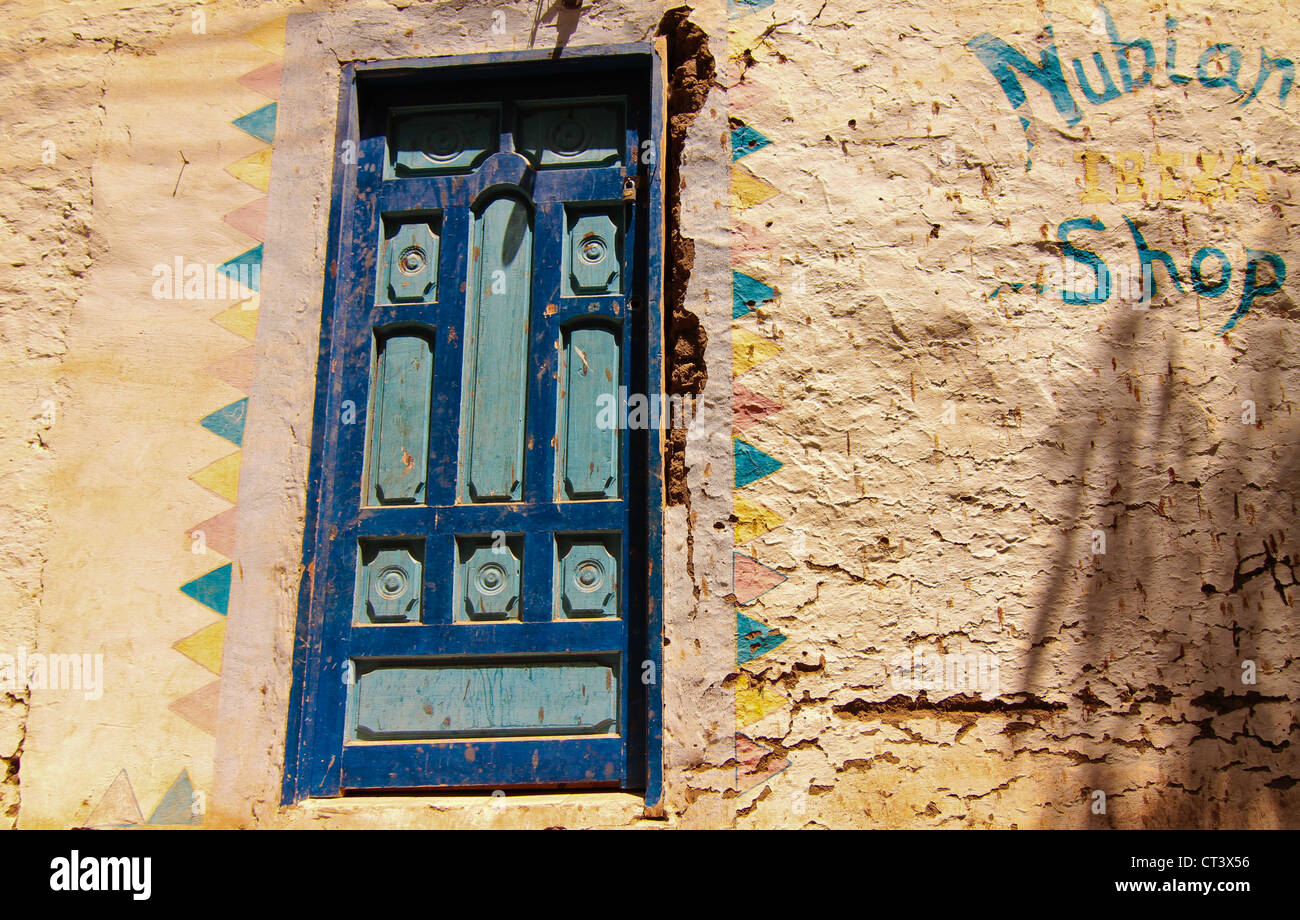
<box><xmin>558</xmin><ymin>324</ymin><xmax>620</xmax><ymax>500</ymax></box>
<box><xmin>351</xmin><ymin>659</ymin><xmax>618</xmax><ymax>740</ymax></box>
<box><xmin>460</xmin><ymin>194</ymin><xmax>533</xmax><ymax>503</ymax></box>
<box><xmin>366</xmin><ymin>332</ymin><xmax>433</xmax><ymax>506</ymax></box>
<box><xmin>290</xmin><ymin>55</ymin><xmax>659</xmax><ymax>798</ymax></box>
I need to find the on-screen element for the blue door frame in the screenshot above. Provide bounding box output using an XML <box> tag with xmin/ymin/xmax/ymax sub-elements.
<box><xmin>282</xmin><ymin>44</ymin><xmax>666</xmax><ymax>805</ymax></box>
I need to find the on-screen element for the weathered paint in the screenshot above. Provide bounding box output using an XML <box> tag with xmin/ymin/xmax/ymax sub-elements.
<box><xmin>390</xmin><ymin>105</ymin><xmax>500</xmax><ymax>177</ymax></box>
<box><xmin>557</xmin><ymin>535</ymin><xmax>620</xmax><ymax>619</ymax></box>
<box><xmin>457</xmin><ymin>537</ymin><xmax>522</xmax><ymax>621</ymax></box>
<box><xmin>367</xmin><ymin>333</ymin><xmax>432</xmax><ymax>505</ymax></box>
<box><xmin>564</xmin><ymin>207</ymin><xmax>622</xmax><ymax>296</ymax></box>
<box><xmin>559</xmin><ymin>324</ymin><xmax>619</xmax><ymax>499</ymax></box>
<box><xmin>355</xmin><ymin>543</ymin><xmax>423</xmax><ymax>623</ymax></box>
<box><xmin>280</xmin><ymin>47</ymin><xmax>661</xmax><ymax>801</ymax></box>
<box><xmin>381</xmin><ymin>217</ymin><xmax>440</xmax><ymax>304</ymax></box>
<box><xmin>352</xmin><ymin>661</ymin><xmax>618</xmax><ymax>739</ymax></box>
<box><xmin>15</xmin><ymin>0</ymin><xmax>1294</xmax><ymax>834</ymax></box>
<box><xmin>460</xmin><ymin>194</ymin><xmax>532</xmax><ymax>503</ymax></box>
<box><xmin>517</xmin><ymin>99</ymin><xmax>624</xmax><ymax>168</ymax></box>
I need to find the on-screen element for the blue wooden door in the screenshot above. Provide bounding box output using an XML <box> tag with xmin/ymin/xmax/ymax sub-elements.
<box><xmin>287</xmin><ymin>52</ymin><xmax>662</xmax><ymax>797</ymax></box>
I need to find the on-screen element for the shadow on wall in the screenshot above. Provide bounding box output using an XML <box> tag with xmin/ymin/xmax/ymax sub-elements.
<box><xmin>529</xmin><ymin>0</ymin><xmax>584</xmax><ymax>55</ymax></box>
<box><xmin>1023</xmin><ymin>215</ymin><xmax>1299</xmax><ymax>827</ymax></box>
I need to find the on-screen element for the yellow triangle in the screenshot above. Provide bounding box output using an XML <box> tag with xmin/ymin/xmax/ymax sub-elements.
<box><xmin>213</xmin><ymin>296</ymin><xmax>259</xmax><ymax>341</ymax></box>
<box><xmin>243</xmin><ymin>15</ymin><xmax>287</xmax><ymax>55</ymax></box>
<box><xmin>731</xmin><ymin>164</ymin><xmax>778</xmax><ymax>210</ymax></box>
<box><xmin>733</xmin><ymin>327</ymin><xmax>781</xmax><ymax>375</ymax></box>
<box><xmin>727</xmin><ymin>26</ymin><xmax>771</xmax><ymax>61</ymax></box>
<box><xmin>735</xmin><ymin>493</ymin><xmax>783</xmax><ymax>543</ymax></box>
<box><xmin>173</xmin><ymin>620</ymin><xmax>226</xmax><ymax>675</ymax></box>
<box><xmin>191</xmin><ymin>452</ymin><xmax>242</xmax><ymax>503</ymax></box>
<box><xmin>736</xmin><ymin>673</ymin><xmax>787</xmax><ymax>726</ymax></box>
<box><xmin>226</xmin><ymin>147</ymin><xmax>272</xmax><ymax>192</ymax></box>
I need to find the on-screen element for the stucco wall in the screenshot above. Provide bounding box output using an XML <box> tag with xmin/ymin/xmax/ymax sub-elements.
<box><xmin>725</xmin><ymin>0</ymin><xmax>1298</xmax><ymax>828</ymax></box>
<box><xmin>4</xmin><ymin>0</ymin><xmax>1298</xmax><ymax>829</ymax></box>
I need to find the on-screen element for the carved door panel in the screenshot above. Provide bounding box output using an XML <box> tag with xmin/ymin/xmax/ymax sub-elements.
<box><xmin>289</xmin><ymin>57</ymin><xmax>661</xmax><ymax>797</ymax></box>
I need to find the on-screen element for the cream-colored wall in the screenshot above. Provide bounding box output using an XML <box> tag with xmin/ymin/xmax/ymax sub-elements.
<box><xmin>8</xmin><ymin>0</ymin><xmax>308</xmax><ymax>829</ymax></box>
<box><xmin>726</xmin><ymin>0</ymin><xmax>1299</xmax><ymax>828</ymax></box>
<box><xmin>4</xmin><ymin>0</ymin><xmax>1297</xmax><ymax>829</ymax></box>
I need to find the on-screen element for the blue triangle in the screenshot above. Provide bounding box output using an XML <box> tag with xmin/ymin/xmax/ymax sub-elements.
<box><xmin>729</xmin><ymin>0</ymin><xmax>776</xmax><ymax>17</ymax></box>
<box><xmin>733</xmin><ymin>271</ymin><xmax>777</xmax><ymax>319</ymax></box>
<box><xmin>217</xmin><ymin>245</ymin><xmax>263</xmax><ymax>293</ymax></box>
<box><xmin>200</xmin><ymin>398</ymin><xmax>248</xmax><ymax>447</ymax></box>
<box><xmin>148</xmin><ymin>769</ymin><xmax>201</xmax><ymax>826</ymax></box>
<box><xmin>734</xmin><ymin>438</ymin><xmax>782</xmax><ymax>488</ymax></box>
<box><xmin>737</xmin><ymin>611</ymin><xmax>786</xmax><ymax>664</ymax></box>
<box><xmin>180</xmin><ymin>563</ymin><xmax>232</xmax><ymax>616</ymax></box>
<box><xmin>730</xmin><ymin>122</ymin><xmax>771</xmax><ymax>161</ymax></box>
<box><xmin>231</xmin><ymin>102</ymin><xmax>277</xmax><ymax>144</ymax></box>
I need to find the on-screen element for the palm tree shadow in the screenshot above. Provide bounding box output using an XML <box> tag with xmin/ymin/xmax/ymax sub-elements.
<box><xmin>1021</xmin><ymin>258</ymin><xmax>1299</xmax><ymax>828</ymax></box>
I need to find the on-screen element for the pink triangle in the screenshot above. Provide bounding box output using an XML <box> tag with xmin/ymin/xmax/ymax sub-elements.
<box><xmin>730</xmin><ymin>221</ymin><xmax>780</xmax><ymax>265</ymax></box>
<box><xmin>188</xmin><ymin>507</ymin><xmax>238</xmax><ymax>559</ymax></box>
<box><xmin>237</xmin><ymin>61</ymin><xmax>283</xmax><ymax>99</ymax></box>
<box><xmin>734</xmin><ymin>553</ymin><xmax>787</xmax><ymax>605</ymax></box>
<box><xmin>168</xmin><ymin>679</ymin><xmax>222</xmax><ymax>735</ymax></box>
<box><xmin>224</xmin><ymin>197</ymin><xmax>268</xmax><ymax>242</ymax></box>
<box><xmin>83</xmin><ymin>769</ymin><xmax>144</xmax><ymax>828</ymax></box>
<box><xmin>733</xmin><ymin>383</ymin><xmax>783</xmax><ymax>433</ymax></box>
<box><xmin>206</xmin><ymin>346</ymin><xmax>255</xmax><ymax>393</ymax></box>
<box><xmin>736</xmin><ymin>734</ymin><xmax>790</xmax><ymax>789</ymax></box>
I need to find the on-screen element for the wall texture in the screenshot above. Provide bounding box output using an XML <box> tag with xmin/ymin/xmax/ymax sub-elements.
<box><xmin>724</xmin><ymin>0</ymin><xmax>1299</xmax><ymax>828</ymax></box>
<box><xmin>3</xmin><ymin>0</ymin><xmax>1297</xmax><ymax>829</ymax></box>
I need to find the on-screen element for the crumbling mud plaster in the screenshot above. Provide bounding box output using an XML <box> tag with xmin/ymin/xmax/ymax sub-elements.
<box><xmin>660</xmin><ymin>6</ymin><xmax>715</xmax><ymax>507</ymax></box>
<box><xmin>4</xmin><ymin>0</ymin><xmax>1298</xmax><ymax>830</ymax></box>
<box><xmin>725</xmin><ymin>0</ymin><xmax>1299</xmax><ymax>828</ymax></box>
<box><xmin>0</xmin><ymin>0</ymin><xmax>121</xmax><ymax>828</ymax></box>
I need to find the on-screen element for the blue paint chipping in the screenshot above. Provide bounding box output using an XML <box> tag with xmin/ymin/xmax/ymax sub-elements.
<box><xmin>232</xmin><ymin>102</ymin><xmax>278</xmax><ymax>144</ymax></box>
<box><xmin>733</xmin><ymin>270</ymin><xmax>777</xmax><ymax>319</ymax></box>
<box><xmin>966</xmin><ymin>27</ymin><xmax>1081</xmax><ymax>172</ymax></box>
<box><xmin>180</xmin><ymin>563</ymin><xmax>232</xmax><ymax>616</ymax></box>
<box><xmin>966</xmin><ymin>0</ymin><xmax>1295</xmax><ymax>184</ymax></box>
<box><xmin>148</xmin><ymin>770</ymin><xmax>201</xmax><ymax>826</ymax></box>
<box><xmin>217</xmin><ymin>245</ymin><xmax>263</xmax><ymax>292</ymax></box>
<box><xmin>737</xmin><ymin>611</ymin><xmax>786</xmax><ymax>664</ymax></box>
<box><xmin>735</xmin><ymin>438</ymin><xmax>782</xmax><ymax>488</ymax></box>
<box><xmin>200</xmin><ymin>397</ymin><xmax>248</xmax><ymax>447</ymax></box>
<box><xmin>729</xmin><ymin>0</ymin><xmax>775</xmax><ymax>17</ymax></box>
<box><xmin>730</xmin><ymin>122</ymin><xmax>771</xmax><ymax>161</ymax></box>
